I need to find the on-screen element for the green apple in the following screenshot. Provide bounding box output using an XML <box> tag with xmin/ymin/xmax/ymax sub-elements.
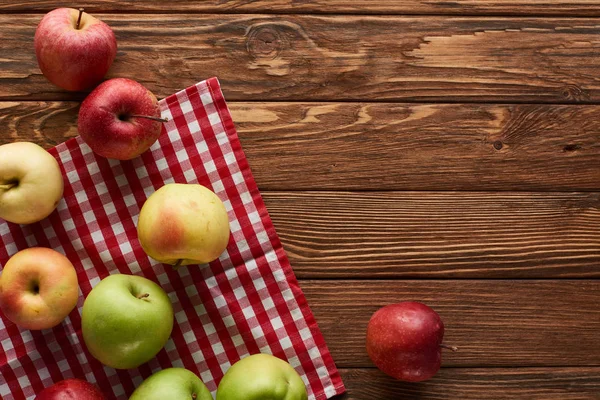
<box><xmin>81</xmin><ymin>274</ymin><xmax>174</xmax><ymax>369</ymax></box>
<box><xmin>129</xmin><ymin>368</ymin><xmax>212</xmax><ymax>400</ymax></box>
<box><xmin>216</xmin><ymin>354</ymin><xmax>308</xmax><ymax>400</ymax></box>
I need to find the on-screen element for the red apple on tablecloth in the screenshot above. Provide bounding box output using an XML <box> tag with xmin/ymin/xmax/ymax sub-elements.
<box><xmin>0</xmin><ymin>142</ymin><xmax>64</xmax><ymax>225</ymax></box>
<box><xmin>35</xmin><ymin>378</ymin><xmax>105</xmax><ymax>400</ymax></box>
<box><xmin>34</xmin><ymin>8</ymin><xmax>116</xmax><ymax>91</ymax></box>
<box><xmin>78</xmin><ymin>78</ymin><xmax>166</xmax><ymax>160</ymax></box>
<box><xmin>0</xmin><ymin>248</ymin><xmax>79</xmax><ymax>330</ymax></box>
<box><xmin>366</xmin><ymin>301</ymin><xmax>457</xmax><ymax>382</ymax></box>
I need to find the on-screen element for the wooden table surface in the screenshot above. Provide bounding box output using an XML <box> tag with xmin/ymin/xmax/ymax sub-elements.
<box><xmin>2</xmin><ymin>1</ymin><xmax>600</xmax><ymax>399</ymax></box>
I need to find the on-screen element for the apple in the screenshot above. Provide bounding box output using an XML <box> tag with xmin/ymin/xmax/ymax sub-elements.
<box><xmin>35</xmin><ymin>378</ymin><xmax>105</xmax><ymax>400</ymax></box>
<box><xmin>81</xmin><ymin>274</ymin><xmax>174</xmax><ymax>369</ymax></box>
<box><xmin>0</xmin><ymin>248</ymin><xmax>78</xmax><ymax>330</ymax></box>
<box><xmin>366</xmin><ymin>301</ymin><xmax>457</xmax><ymax>382</ymax></box>
<box><xmin>78</xmin><ymin>78</ymin><xmax>166</xmax><ymax>160</ymax></box>
<box><xmin>129</xmin><ymin>368</ymin><xmax>212</xmax><ymax>400</ymax></box>
<box><xmin>34</xmin><ymin>8</ymin><xmax>117</xmax><ymax>91</ymax></box>
<box><xmin>0</xmin><ymin>142</ymin><xmax>64</xmax><ymax>224</ymax></box>
<box><xmin>137</xmin><ymin>183</ymin><xmax>230</xmax><ymax>267</ymax></box>
<box><xmin>216</xmin><ymin>354</ymin><xmax>308</xmax><ymax>400</ymax></box>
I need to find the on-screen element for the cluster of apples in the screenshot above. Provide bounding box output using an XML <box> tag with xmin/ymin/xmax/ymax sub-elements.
<box><xmin>0</xmin><ymin>7</ymin><xmax>309</xmax><ymax>400</ymax></box>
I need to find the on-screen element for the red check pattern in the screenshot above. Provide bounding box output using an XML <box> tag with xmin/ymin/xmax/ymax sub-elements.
<box><xmin>0</xmin><ymin>78</ymin><xmax>345</xmax><ymax>400</ymax></box>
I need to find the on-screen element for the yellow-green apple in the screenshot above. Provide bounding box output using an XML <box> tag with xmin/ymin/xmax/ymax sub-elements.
<box><xmin>366</xmin><ymin>301</ymin><xmax>458</xmax><ymax>382</ymax></box>
<box><xmin>137</xmin><ymin>183</ymin><xmax>230</xmax><ymax>267</ymax></box>
<box><xmin>129</xmin><ymin>368</ymin><xmax>212</xmax><ymax>400</ymax></box>
<box><xmin>0</xmin><ymin>248</ymin><xmax>78</xmax><ymax>330</ymax></box>
<box><xmin>81</xmin><ymin>274</ymin><xmax>174</xmax><ymax>369</ymax></box>
<box><xmin>35</xmin><ymin>378</ymin><xmax>105</xmax><ymax>400</ymax></box>
<box><xmin>216</xmin><ymin>354</ymin><xmax>308</xmax><ymax>400</ymax></box>
<box><xmin>78</xmin><ymin>78</ymin><xmax>166</xmax><ymax>160</ymax></box>
<box><xmin>34</xmin><ymin>8</ymin><xmax>117</xmax><ymax>91</ymax></box>
<box><xmin>0</xmin><ymin>142</ymin><xmax>64</xmax><ymax>224</ymax></box>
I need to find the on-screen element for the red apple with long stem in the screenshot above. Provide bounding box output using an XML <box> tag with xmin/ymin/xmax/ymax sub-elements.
<box><xmin>78</xmin><ymin>78</ymin><xmax>167</xmax><ymax>160</ymax></box>
<box><xmin>34</xmin><ymin>8</ymin><xmax>117</xmax><ymax>91</ymax></box>
<box><xmin>366</xmin><ymin>301</ymin><xmax>457</xmax><ymax>382</ymax></box>
<box><xmin>35</xmin><ymin>378</ymin><xmax>105</xmax><ymax>400</ymax></box>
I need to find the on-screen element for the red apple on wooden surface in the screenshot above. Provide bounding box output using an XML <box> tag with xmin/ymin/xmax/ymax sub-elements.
<box><xmin>78</xmin><ymin>78</ymin><xmax>166</xmax><ymax>160</ymax></box>
<box><xmin>35</xmin><ymin>378</ymin><xmax>105</xmax><ymax>400</ymax></box>
<box><xmin>0</xmin><ymin>248</ymin><xmax>79</xmax><ymax>330</ymax></box>
<box><xmin>366</xmin><ymin>301</ymin><xmax>457</xmax><ymax>382</ymax></box>
<box><xmin>0</xmin><ymin>142</ymin><xmax>64</xmax><ymax>224</ymax></box>
<box><xmin>137</xmin><ymin>183</ymin><xmax>231</xmax><ymax>267</ymax></box>
<box><xmin>34</xmin><ymin>8</ymin><xmax>117</xmax><ymax>91</ymax></box>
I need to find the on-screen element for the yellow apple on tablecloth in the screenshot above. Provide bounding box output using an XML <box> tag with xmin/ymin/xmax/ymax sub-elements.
<box><xmin>0</xmin><ymin>248</ymin><xmax>78</xmax><ymax>330</ymax></box>
<box><xmin>0</xmin><ymin>142</ymin><xmax>64</xmax><ymax>225</ymax></box>
<box><xmin>137</xmin><ymin>183</ymin><xmax>230</xmax><ymax>267</ymax></box>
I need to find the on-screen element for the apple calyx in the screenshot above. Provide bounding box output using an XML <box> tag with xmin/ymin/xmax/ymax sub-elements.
<box><xmin>192</xmin><ymin>394</ymin><xmax>197</xmax><ymax>399</ymax></box>
<box><xmin>127</xmin><ymin>114</ymin><xmax>169</xmax><ymax>123</ymax></box>
<box><xmin>76</xmin><ymin>8</ymin><xmax>84</xmax><ymax>30</ymax></box>
<box><xmin>440</xmin><ymin>344</ymin><xmax>459</xmax><ymax>352</ymax></box>
<box><xmin>137</xmin><ymin>293</ymin><xmax>150</xmax><ymax>299</ymax></box>
<box><xmin>30</xmin><ymin>281</ymin><xmax>40</xmax><ymax>295</ymax></box>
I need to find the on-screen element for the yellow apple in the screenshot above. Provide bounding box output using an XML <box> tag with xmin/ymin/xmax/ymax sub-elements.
<box><xmin>0</xmin><ymin>142</ymin><xmax>64</xmax><ymax>224</ymax></box>
<box><xmin>137</xmin><ymin>183</ymin><xmax>230</xmax><ymax>266</ymax></box>
<box><xmin>0</xmin><ymin>247</ymin><xmax>79</xmax><ymax>330</ymax></box>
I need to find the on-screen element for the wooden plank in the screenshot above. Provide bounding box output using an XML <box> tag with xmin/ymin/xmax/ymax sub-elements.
<box><xmin>2</xmin><ymin>1</ymin><xmax>600</xmax><ymax>17</ymax></box>
<box><xmin>301</xmin><ymin>280</ymin><xmax>600</xmax><ymax>367</ymax></box>
<box><xmin>4</xmin><ymin>15</ymin><xmax>600</xmax><ymax>103</ymax></box>
<box><xmin>262</xmin><ymin>191</ymin><xmax>600</xmax><ymax>278</ymax></box>
<box><xmin>338</xmin><ymin>367</ymin><xmax>600</xmax><ymax>399</ymax></box>
<box><xmin>2</xmin><ymin>101</ymin><xmax>600</xmax><ymax>191</ymax></box>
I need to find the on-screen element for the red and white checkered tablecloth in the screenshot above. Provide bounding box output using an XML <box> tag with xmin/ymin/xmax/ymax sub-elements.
<box><xmin>0</xmin><ymin>78</ymin><xmax>345</xmax><ymax>400</ymax></box>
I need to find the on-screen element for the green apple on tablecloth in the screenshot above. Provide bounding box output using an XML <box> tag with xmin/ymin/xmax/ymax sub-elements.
<box><xmin>216</xmin><ymin>353</ymin><xmax>308</xmax><ymax>400</ymax></box>
<box><xmin>129</xmin><ymin>368</ymin><xmax>211</xmax><ymax>400</ymax></box>
<box><xmin>82</xmin><ymin>274</ymin><xmax>174</xmax><ymax>369</ymax></box>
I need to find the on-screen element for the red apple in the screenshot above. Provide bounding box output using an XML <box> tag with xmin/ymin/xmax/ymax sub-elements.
<box><xmin>34</xmin><ymin>8</ymin><xmax>117</xmax><ymax>91</ymax></box>
<box><xmin>0</xmin><ymin>248</ymin><xmax>79</xmax><ymax>330</ymax></box>
<box><xmin>78</xmin><ymin>78</ymin><xmax>166</xmax><ymax>160</ymax></box>
<box><xmin>35</xmin><ymin>378</ymin><xmax>105</xmax><ymax>400</ymax></box>
<box><xmin>366</xmin><ymin>301</ymin><xmax>457</xmax><ymax>382</ymax></box>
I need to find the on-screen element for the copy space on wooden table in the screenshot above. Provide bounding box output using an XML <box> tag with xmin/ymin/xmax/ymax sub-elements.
<box><xmin>0</xmin><ymin>1</ymin><xmax>599</xmax><ymax>399</ymax></box>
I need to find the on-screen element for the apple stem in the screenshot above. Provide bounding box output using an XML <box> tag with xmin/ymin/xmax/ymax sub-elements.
<box><xmin>129</xmin><ymin>114</ymin><xmax>169</xmax><ymax>123</ymax></box>
<box><xmin>76</xmin><ymin>8</ymin><xmax>84</xmax><ymax>30</ymax></box>
<box><xmin>137</xmin><ymin>293</ymin><xmax>150</xmax><ymax>299</ymax></box>
<box><xmin>0</xmin><ymin>183</ymin><xmax>16</xmax><ymax>190</ymax></box>
<box><xmin>440</xmin><ymin>344</ymin><xmax>459</xmax><ymax>352</ymax></box>
<box><xmin>173</xmin><ymin>259</ymin><xmax>183</xmax><ymax>270</ymax></box>
<box><xmin>192</xmin><ymin>394</ymin><xmax>197</xmax><ymax>399</ymax></box>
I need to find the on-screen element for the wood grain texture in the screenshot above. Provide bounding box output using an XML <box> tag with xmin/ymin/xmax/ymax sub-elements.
<box><xmin>4</xmin><ymin>15</ymin><xmax>600</xmax><ymax>103</ymax></box>
<box><xmin>301</xmin><ymin>280</ymin><xmax>600</xmax><ymax>367</ymax></box>
<box><xmin>338</xmin><ymin>368</ymin><xmax>600</xmax><ymax>399</ymax></box>
<box><xmin>262</xmin><ymin>191</ymin><xmax>600</xmax><ymax>278</ymax></box>
<box><xmin>3</xmin><ymin>1</ymin><xmax>600</xmax><ymax>17</ymax></box>
<box><xmin>2</xmin><ymin>101</ymin><xmax>600</xmax><ymax>191</ymax></box>
<box><xmin>3</xmin><ymin>98</ymin><xmax>600</xmax><ymax>278</ymax></box>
